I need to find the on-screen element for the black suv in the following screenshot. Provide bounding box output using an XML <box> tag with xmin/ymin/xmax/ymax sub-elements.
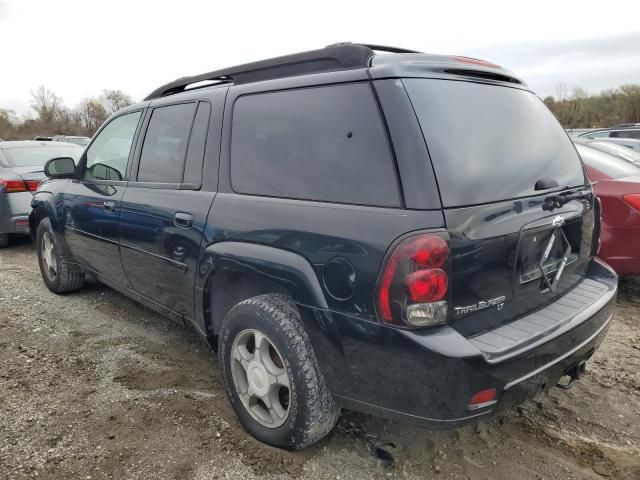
<box><xmin>30</xmin><ymin>44</ymin><xmax>617</xmax><ymax>449</ymax></box>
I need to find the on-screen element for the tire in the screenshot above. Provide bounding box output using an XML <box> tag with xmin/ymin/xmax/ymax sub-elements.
<box><xmin>219</xmin><ymin>294</ymin><xmax>340</xmax><ymax>449</ymax></box>
<box><xmin>36</xmin><ymin>218</ymin><xmax>85</xmax><ymax>293</ymax></box>
<box><xmin>0</xmin><ymin>233</ymin><xmax>8</xmax><ymax>249</ymax></box>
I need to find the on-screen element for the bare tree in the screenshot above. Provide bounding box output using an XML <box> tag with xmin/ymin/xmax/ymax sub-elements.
<box><xmin>77</xmin><ymin>98</ymin><xmax>108</xmax><ymax>136</ymax></box>
<box><xmin>555</xmin><ymin>82</ymin><xmax>569</xmax><ymax>102</ymax></box>
<box><xmin>30</xmin><ymin>85</ymin><xmax>62</xmax><ymax>126</ymax></box>
<box><xmin>620</xmin><ymin>84</ymin><xmax>640</xmax><ymax>123</ymax></box>
<box><xmin>101</xmin><ymin>89</ymin><xmax>133</xmax><ymax>114</ymax></box>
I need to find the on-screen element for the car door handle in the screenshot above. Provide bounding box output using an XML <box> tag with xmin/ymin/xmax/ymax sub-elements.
<box><xmin>103</xmin><ymin>201</ymin><xmax>116</xmax><ymax>212</ymax></box>
<box><xmin>174</xmin><ymin>212</ymin><xmax>194</xmax><ymax>228</ymax></box>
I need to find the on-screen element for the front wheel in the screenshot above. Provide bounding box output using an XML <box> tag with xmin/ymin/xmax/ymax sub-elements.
<box><xmin>36</xmin><ymin>218</ymin><xmax>85</xmax><ymax>293</ymax></box>
<box><xmin>0</xmin><ymin>233</ymin><xmax>9</xmax><ymax>248</ymax></box>
<box><xmin>219</xmin><ymin>294</ymin><xmax>340</xmax><ymax>449</ymax></box>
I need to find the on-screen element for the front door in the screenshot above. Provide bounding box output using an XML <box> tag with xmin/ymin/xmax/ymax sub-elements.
<box><xmin>64</xmin><ymin>110</ymin><xmax>143</xmax><ymax>287</ymax></box>
<box><xmin>119</xmin><ymin>101</ymin><xmax>215</xmax><ymax>319</ymax></box>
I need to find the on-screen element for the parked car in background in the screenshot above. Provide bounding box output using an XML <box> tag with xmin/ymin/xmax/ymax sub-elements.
<box><xmin>576</xmin><ymin>142</ymin><xmax>640</xmax><ymax>275</ymax></box>
<box><xmin>566</xmin><ymin>128</ymin><xmax>596</xmax><ymax>137</ymax></box>
<box><xmin>580</xmin><ymin>126</ymin><xmax>640</xmax><ymax>140</ymax></box>
<box><xmin>30</xmin><ymin>44</ymin><xmax>617</xmax><ymax>449</ymax></box>
<box><xmin>0</xmin><ymin>141</ymin><xmax>82</xmax><ymax>248</ymax></box>
<box><xmin>574</xmin><ymin>138</ymin><xmax>640</xmax><ymax>165</ymax></box>
<box><xmin>594</xmin><ymin>137</ymin><xmax>640</xmax><ymax>153</ymax></box>
<box><xmin>52</xmin><ymin>135</ymin><xmax>91</xmax><ymax>147</ymax></box>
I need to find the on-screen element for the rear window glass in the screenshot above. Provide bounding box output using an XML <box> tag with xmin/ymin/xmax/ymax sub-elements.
<box><xmin>576</xmin><ymin>144</ymin><xmax>640</xmax><ymax>179</ymax></box>
<box><xmin>230</xmin><ymin>83</ymin><xmax>401</xmax><ymax>207</ymax></box>
<box><xmin>404</xmin><ymin>79</ymin><xmax>586</xmax><ymax>207</ymax></box>
<box><xmin>3</xmin><ymin>145</ymin><xmax>82</xmax><ymax>167</ymax></box>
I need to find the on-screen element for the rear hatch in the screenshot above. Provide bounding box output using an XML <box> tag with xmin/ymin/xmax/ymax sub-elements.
<box><xmin>403</xmin><ymin>78</ymin><xmax>594</xmax><ymax>337</ymax></box>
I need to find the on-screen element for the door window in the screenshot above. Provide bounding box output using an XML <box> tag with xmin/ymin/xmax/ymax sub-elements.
<box><xmin>137</xmin><ymin>103</ymin><xmax>197</xmax><ymax>183</ymax></box>
<box><xmin>183</xmin><ymin>102</ymin><xmax>210</xmax><ymax>186</ymax></box>
<box><xmin>84</xmin><ymin>111</ymin><xmax>142</xmax><ymax>181</ymax></box>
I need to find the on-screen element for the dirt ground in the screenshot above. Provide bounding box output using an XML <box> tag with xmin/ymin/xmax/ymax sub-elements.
<box><xmin>1</xmin><ymin>237</ymin><xmax>639</xmax><ymax>480</ymax></box>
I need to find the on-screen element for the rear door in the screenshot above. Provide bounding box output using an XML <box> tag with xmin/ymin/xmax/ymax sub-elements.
<box><xmin>119</xmin><ymin>97</ymin><xmax>219</xmax><ymax>320</ymax></box>
<box><xmin>402</xmin><ymin>78</ymin><xmax>594</xmax><ymax>336</ymax></box>
<box><xmin>64</xmin><ymin>110</ymin><xmax>143</xmax><ymax>286</ymax></box>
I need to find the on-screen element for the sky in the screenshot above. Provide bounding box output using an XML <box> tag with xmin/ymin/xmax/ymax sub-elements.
<box><xmin>1</xmin><ymin>0</ymin><xmax>640</xmax><ymax>116</ymax></box>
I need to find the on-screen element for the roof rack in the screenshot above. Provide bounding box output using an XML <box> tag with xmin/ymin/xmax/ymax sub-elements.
<box><xmin>144</xmin><ymin>43</ymin><xmax>421</xmax><ymax>101</ymax></box>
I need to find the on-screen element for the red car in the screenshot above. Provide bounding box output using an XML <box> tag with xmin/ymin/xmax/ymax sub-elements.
<box><xmin>576</xmin><ymin>142</ymin><xmax>640</xmax><ymax>275</ymax></box>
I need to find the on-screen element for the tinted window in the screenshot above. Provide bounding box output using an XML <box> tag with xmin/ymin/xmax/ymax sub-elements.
<box><xmin>404</xmin><ymin>79</ymin><xmax>586</xmax><ymax>207</ymax></box>
<box><xmin>183</xmin><ymin>102</ymin><xmax>210</xmax><ymax>185</ymax></box>
<box><xmin>576</xmin><ymin>144</ymin><xmax>640</xmax><ymax>179</ymax></box>
<box><xmin>138</xmin><ymin>103</ymin><xmax>197</xmax><ymax>183</ymax></box>
<box><xmin>3</xmin><ymin>145</ymin><xmax>82</xmax><ymax>167</ymax></box>
<box><xmin>84</xmin><ymin>111</ymin><xmax>141</xmax><ymax>181</ymax></box>
<box><xmin>611</xmin><ymin>129</ymin><xmax>640</xmax><ymax>139</ymax></box>
<box><xmin>230</xmin><ymin>83</ymin><xmax>400</xmax><ymax>207</ymax></box>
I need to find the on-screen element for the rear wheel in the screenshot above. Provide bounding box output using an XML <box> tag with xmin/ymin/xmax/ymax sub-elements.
<box><xmin>219</xmin><ymin>294</ymin><xmax>340</xmax><ymax>449</ymax></box>
<box><xmin>36</xmin><ymin>218</ymin><xmax>85</xmax><ymax>293</ymax></box>
<box><xmin>0</xmin><ymin>233</ymin><xmax>8</xmax><ymax>249</ymax></box>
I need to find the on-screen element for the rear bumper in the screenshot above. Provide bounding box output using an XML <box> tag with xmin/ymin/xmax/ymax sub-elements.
<box><xmin>0</xmin><ymin>192</ymin><xmax>33</xmax><ymax>234</ymax></box>
<box><xmin>300</xmin><ymin>259</ymin><xmax>617</xmax><ymax>427</ymax></box>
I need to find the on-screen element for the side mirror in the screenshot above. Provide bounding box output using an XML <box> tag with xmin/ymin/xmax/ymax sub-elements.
<box><xmin>44</xmin><ymin>157</ymin><xmax>76</xmax><ymax>179</ymax></box>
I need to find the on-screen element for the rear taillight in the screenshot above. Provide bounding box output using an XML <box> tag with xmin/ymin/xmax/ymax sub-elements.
<box><xmin>25</xmin><ymin>180</ymin><xmax>41</xmax><ymax>192</ymax></box>
<box><xmin>623</xmin><ymin>194</ymin><xmax>640</xmax><ymax>212</ymax></box>
<box><xmin>377</xmin><ymin>232</ymin><xmax>450</xmax><ymax>327</ymax></box>
<box><xmin>0</xmin><ymin>179</ymin><xmax>40</xmax><ymax>193</ymax></box>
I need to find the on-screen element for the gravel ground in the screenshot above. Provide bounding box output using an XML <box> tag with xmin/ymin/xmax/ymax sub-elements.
<box><xmin>1</xmin><ymin>236</ymin><xmax>639</xmax><ymax>480</ymax></box>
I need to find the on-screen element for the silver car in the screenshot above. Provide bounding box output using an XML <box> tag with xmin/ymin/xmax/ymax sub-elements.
<box><xmin>52</xmin><ymin>135</ymin><xmax>91</xmax><ymax>147</ymax></box>
<box><xmin>0</xmin><ymin>141</ymin><xmax>82</xmax><ymax>248</ymax></box>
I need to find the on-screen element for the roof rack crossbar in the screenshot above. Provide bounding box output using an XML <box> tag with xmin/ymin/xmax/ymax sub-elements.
<box><xmin>145</xmin><ymin>43</ymin><xmax>421</xmax><ymax>101</ymax></box>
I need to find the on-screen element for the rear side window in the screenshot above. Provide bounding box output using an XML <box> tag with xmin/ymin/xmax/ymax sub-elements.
<box><xmin>611</xmin><ymin>130</ymin><xmax>640</xmax><ymax>139</ymax></box>
<box><xmin>230</xmin><ymin>83</ymin><xmax>401</xmax><ymax>207</ymax></box>
<box><xmin>404</xmin><ymin>79</ymin><xmax>586</xmax><ymax>207</ymax></box>
<box><xmin>137</xmin><ymin>103</ymin><xmax>197</xmax><ymax>183</ymax></box>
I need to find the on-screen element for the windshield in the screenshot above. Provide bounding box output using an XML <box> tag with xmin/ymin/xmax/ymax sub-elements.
<box><xmin>576</xmin><ymin>144</ymin><xmax>640</xmax><ymax>179</ymax></box>
<box><xmin>404</xmin><ymin>79</ymin><xmax>586</xmax><ymax>207</ymax></box>
<box><xmin>3</xmin><ymin>145</ymin><xmax>82</xmax><ymax>167</ymax></box>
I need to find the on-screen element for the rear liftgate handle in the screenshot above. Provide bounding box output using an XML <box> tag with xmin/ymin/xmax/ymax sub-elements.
<box><xmin>174</xmin><ymin>212</ymin><xmax>194</xmax><ymax>229</ymax></box>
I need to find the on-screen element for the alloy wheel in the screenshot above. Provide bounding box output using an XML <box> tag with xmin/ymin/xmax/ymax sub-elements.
<box><xmin>230</xmin><ymin>329</ymin><xmax>291</xmax><ymax>428</ymax></box>
<box><xmin>41</xmin><ymin>232</ymin><xmax>57</xmax><ymax>281</ymax></box>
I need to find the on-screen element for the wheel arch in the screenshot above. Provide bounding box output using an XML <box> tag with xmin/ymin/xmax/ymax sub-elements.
<box><xmin>199</xmin><ymin>241</ymin><xmax>328</xmax><ymax>341</ymax></box>
<box><xmin>29</xmin><ymin>193</ymin><xmax>57</xmax><ymax>241</ymax></box>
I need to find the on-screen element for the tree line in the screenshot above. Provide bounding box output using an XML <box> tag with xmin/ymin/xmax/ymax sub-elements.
<box><xmin>3</xmin><ymin>82</ymin><xmax>640</xmax><ymax>140</ymax></box>
<box><xmin>543</xmin><ymin>83</ymin><xmax>640</xmax><ymax>129</ymax></box>
<box><xmin>0</xmin><ymin>86</ymin><xmax>134</xmax><ymax>140</ymax></box>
